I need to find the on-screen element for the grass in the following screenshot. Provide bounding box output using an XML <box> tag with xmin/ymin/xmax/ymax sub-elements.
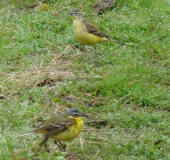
<box><xmin>0</xmin><ymin>0</ymin><xmax>170</xmax><ymax>159</ymax></box>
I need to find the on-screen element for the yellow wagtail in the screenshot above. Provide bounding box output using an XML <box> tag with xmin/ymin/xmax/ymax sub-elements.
<box><xmin>69</xmin><ymin>8</ymin><xmax>127</xmax><ymax>48</ymax></box>
<box><xmin>17</xmin><ymin>108</ymin><xmax>88</xmax><ymax>149</ymax></box>
<box><xmin>93</xmin><ymin>0</ymin><xmax>115</xmax><ymax>15</ymax></box>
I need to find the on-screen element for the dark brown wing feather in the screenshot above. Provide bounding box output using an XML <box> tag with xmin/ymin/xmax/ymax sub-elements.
<box><xmin>82</xmin><ymin>19</ymin><xmax>109</xmax><ymax>39</ymax></box>
<box><xmin>32</xmin><ymin>118</ymin><xmax>75</xmax><ymax>134</ymax></box>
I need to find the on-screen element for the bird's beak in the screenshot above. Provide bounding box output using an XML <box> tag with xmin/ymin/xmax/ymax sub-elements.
<box><xmin>80</xmin><ymin>113</ymin><xmax>89</xmax><ymax>117</ymax></box>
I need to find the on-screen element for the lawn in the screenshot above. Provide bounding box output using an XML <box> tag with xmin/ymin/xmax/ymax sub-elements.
<box><xmin>0</xmin><ymin>0</ymin><xmax>170</xmax><ymax>159</ymax></box>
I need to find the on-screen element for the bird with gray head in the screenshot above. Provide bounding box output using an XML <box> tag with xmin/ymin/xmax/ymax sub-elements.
<box><xmin>15</xmin><ymin>108</ymin><xmax>88</xmax><ymax>150</ymax></box>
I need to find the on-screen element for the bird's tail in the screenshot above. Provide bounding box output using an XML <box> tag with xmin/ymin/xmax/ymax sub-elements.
<box><xmin>109</xmin><ymin>39</ymin><xmax>134</xmax><ymax>45</ymax></box>
<box><xmin>14</xmin><ymin>130</ymin><xmax>35</xmax><ymax>138</ymax></box>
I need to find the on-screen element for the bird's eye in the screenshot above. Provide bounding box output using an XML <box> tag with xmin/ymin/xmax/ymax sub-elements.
<box><xmin>75</xmin><ymin>12</ymin><xmax>81</xmax><ymax>16</ymax></box>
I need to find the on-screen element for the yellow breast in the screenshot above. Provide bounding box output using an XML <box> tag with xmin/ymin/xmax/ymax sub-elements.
<box><xmin>72</xmin><ymin>19</ymin><xmax>107</xmax><ymax>45</ymax></box>
<box><xmin>52</xmin><ymin>116</ymin><xmax>84</xmax><ymax>141</ymax></box>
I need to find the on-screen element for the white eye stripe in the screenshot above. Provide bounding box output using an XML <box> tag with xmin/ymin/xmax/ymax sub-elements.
<box><xmin>73</xmin><ymin>112</ymin><xmax>78</xmax><ymax>114</ymax></box>
<box><xmin>72</xmin><ymin>112</ymin><xmax>80</xmax><ymax>116</ymax></box>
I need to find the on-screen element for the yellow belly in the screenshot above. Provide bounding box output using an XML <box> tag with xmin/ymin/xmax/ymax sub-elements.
<box><xmin>75</xmin><ymin>31</ymin><xmax>107</xmax><ymax>45</ymax></box>
<box><xmin>52</xmin><ymin>117</ymin><xmax>84</xmax><ymax>141</ymax></box>
<box><xmin>73</xmin><ymin>19</ymin><xmax>107</xmax><ymax>45</ymax></box>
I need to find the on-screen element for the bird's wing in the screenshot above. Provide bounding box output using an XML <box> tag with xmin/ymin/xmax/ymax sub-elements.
<box><xmin>82</xmin><ymin>18</ymin><xmax>129</xmax><ymax>45</ymax></box>
<box><xmin>82</xmin><ymin>19</ymin><xmax>109</xmax><ymax>39</ymax></box>
<box><xmin>34</xmin><ymin>117</ymin><xmax>75</xmax><ymax>134</ymax></box>
<box><xmin>15</xmin><ymin>114</ymin><xmax>76</xmax><ymax>138</ymax></box>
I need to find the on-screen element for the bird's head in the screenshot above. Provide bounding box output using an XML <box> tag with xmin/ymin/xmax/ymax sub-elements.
<box><xmin>69</xmin><ymin>9</ymin><xmax>82</xmax><ymax>19</ymax></box>
<box><xmin>67</xmin><ymin>108</ymin><xmax>88</xmax><ymax>118</ymax></box>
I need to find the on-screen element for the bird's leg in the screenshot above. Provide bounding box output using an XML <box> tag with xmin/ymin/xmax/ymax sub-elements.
<box><xmin>40</xmin><ymin>135</ymin><xmax>49</xmax><ymax>146</ymax></box>
<box><xmin>37</xmin><ymin>135</ymin><xmax>50</xmax><ymax>152</ymax></box>
<box><xmin>80</xmin><ymin>44</ymin><xmax>86</xmax><ymax>52</ymax></box>
<box><xmin>93</xmin><ymin>45</ymin><xmax>97</xmax><ymax>53</ymax></box>
<box><xmin>82</xmin><ymin>44</ymin><xmax>85</xmax><ymax>50</ymax></box>
<box><xmin>54</xmin><ymin>141</ymin><xmax>66</xmax><ymax>152</ymax></box>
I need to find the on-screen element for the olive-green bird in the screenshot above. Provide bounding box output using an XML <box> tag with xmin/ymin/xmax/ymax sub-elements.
<box><xmin>17</xmin><ymin>108</ymin><xmax>88</xmax><ymax>149</ymax></box>
<box><xmin>69</xmin><ymin>8</ymin><xmax>129</xmax><ymax>48</ymax></box>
